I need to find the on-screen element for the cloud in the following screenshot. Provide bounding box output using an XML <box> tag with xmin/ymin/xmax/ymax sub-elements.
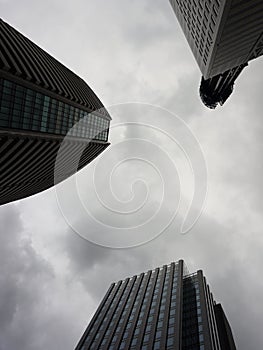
<box><xmin>1</xmin><ymin>1</ymin><xmax>263</xmax><ymax>350</ymax></box>
<box><xmin>0</xmin><ymin>203</ymin><xmax>96</xmax><ymax>350</ymax></box>
<box><xmin>0</xmin><ymin>205</ymin><xmax>53</xmax><ymax>349</ymax></box>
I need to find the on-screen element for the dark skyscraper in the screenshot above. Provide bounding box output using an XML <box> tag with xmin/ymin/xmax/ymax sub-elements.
<box><xmin>76</xmin><ymin>260</ymin><xmax>236</xmax><ymax>350</ymax></box>
<box><xmin>169</xmin><ymin>0</ymin><xmax>263</xmax><ymax>108</ymax></box>
<box><xmin>0</xmin><ymin>19</ymin><xmax>111</xmax><ymax>205</ymax></box>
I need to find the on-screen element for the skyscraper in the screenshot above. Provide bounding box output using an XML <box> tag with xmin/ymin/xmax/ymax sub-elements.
<box><xmin>169</xmin><ymin>0</ymin><xmax>263</xmax><ymax>108</ymax></box>
<box><xmin>0</xmin><ymin>19</ymin><xmax>111</xmax><ymax>205</ymax></box>
<box><xmin>76</xmin><ymin>260</ymin><xmax>236</xmax><ymax>350</ymax></box>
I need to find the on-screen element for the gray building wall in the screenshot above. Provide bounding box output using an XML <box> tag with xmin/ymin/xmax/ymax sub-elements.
<box><xmin>169</xmin><ymin>0</ymin><xmax>263</xmax><ymax>78</ymax></box>
<box><xmin>76</xmin><ymin>260</ymin><xmax>236</xmax><ymax>350</ymax></box>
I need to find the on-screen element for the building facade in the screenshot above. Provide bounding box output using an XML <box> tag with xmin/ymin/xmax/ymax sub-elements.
<box><xmin>0</xmin><ymin>19</ymin><xmax>111</xmax><ymax>205</ymax></box>
<box><xmin>169</xmin><ymin>0</ymin><xmax>263</xmax><ymax>108</ymax></box>
<box><xmin>76</xmin><ymin>260</ymin><xmax>236</xmax><ymax>350</ymax></box>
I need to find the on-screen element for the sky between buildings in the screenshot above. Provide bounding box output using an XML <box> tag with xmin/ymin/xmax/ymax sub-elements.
<box><xmin>0</xmin><ymin>0</ymin><xmax>263</xmax><ymax>349</ymax></box>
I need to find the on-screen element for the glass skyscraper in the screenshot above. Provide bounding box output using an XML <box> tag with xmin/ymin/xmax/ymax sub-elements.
<box><xmin>76</xmin><ymin>260</ymin><xmax>236</xmax><ymax>350</ymax></box>
<box><xmin>0</xmin><ymin>18</ymin><xmax>111</xmax><ymax>205</ymax></box>
<box><xmin>169</xmin><ymin>0</ymin><xmax>263</xmax><ymax>108</ymax></box>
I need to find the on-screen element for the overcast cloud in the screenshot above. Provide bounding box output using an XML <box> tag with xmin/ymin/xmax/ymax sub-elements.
<box><xmin>1</xmin><ymin>0</ymin><xmax>263</xmax><ymax>349</ymax></box>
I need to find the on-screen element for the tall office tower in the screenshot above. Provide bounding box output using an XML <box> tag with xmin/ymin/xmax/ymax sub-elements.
<box><xmin>76</xmin><ymin>260</ymin><xmax>236</xmax><ymax>350</ymax></box>
<box><xmin>169</xmin><ymin>0</ymin><xmax>263</xmax><ymax>108</ymax></box>
<box><xmin>0</xmin><ymin>19</ymin><xmax>111</xmax><ymax>205</ymax></box>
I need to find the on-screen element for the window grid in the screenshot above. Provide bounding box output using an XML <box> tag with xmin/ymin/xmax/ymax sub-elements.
<box><xmin>171</xmin><ymin>0</ymin><xmax>222</xmax><ymax>65</ymax></box>
<box><xmin>0</xmin><ymin>78</ymin><xmax>109</xmax><ymax>142</ymax></box>
<box><xmin>182</xmin><ymin>275</ymin><xmax>204</xmax><ymax>349</ymax></box>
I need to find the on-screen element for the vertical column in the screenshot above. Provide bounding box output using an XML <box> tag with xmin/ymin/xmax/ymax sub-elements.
<box><xmin>75</xmin><ymin>282</ymin><xmax>115</xmax><ymax>350</ymax></box>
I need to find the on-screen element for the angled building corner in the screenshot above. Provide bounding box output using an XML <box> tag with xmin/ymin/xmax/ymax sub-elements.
<box><xmin>169</xmin><ymin>0</ymin><xmax>263</xmax><ymax>108</ymax></box>
<box><xmin>76</xmin><ymin>259</ymin><xmax>237</xmax><ymax>350</ymax></box>
<box><xmin>0</xmin><ymin>18</ymin><xmax>111</xmax><ymax>205</ymax></box>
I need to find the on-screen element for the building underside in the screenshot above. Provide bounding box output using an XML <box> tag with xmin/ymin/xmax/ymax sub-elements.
<box><xmin>199</xmin><ymin>63</ymin><xmax>248</xmax><ymax>109</ymax></box>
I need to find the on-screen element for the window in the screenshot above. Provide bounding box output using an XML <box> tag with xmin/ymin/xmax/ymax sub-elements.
<box><xmin>170</xmin><ymin>309</ymin><xmax>176</xmax><ymax>316</ymax></box>
<box><xmin>167</xmin><ymin>337</ymin><xmax>174</xmax><ymax>346</ymax></box>
<box><xmin>168</xmin><ymin>327</ymin><xmax>174</xmax><ymax>335</ymax></box>
<box><xmin>153</xmin><ymin>341</ymin><xmax>160</xmax><ymax>349</ymax></box>
<box><xmin>143</xmin><ymin>334</ymin><xmax>150</xmax><ymax>342</ymax></box>
<box><xmin>131</xmin><ymin>338</ymin><xmax>138</xmax><ymax>346</ymax></box>
<box><xmin>0</xmin><ymin>78</ymin><xmax>110</xmax><ymax>141</ymax></box>
<box><xmin>146</xmin><ymin>325</ymin><xmax>152</xmax><ymax>332</ymax></box>
<box><xmin>111</xmin><ymin>335</ymin><xmax>117</xmax><ymax>343</ymax></box>
<box><xmin>169</xmin><ymin>317</ymin><xmax>175</xmax><ymax>325</ymax></box>
<box><xmin>155</xmin><ymin>330</ymin><xmax>162</xmax><ymax>339</ymax></box>
<box><xmin>123</xmin><ymin>332</ymin><xmax>128</xmax><ymax>339</ymax></box>
<box><xmin>157</xmin><ymin>321</ymin><xmax>163</xmax><ymax>328</ymax></box>
<box><xmin>148</xmin><ymin>316</ymin><xmax>154</xmax><ymax>323</ymax></box>
<box><xmin>119</xmin><ymin>341</ymin><xmax>126</xmax><ymax>349</ymax></box>
<box><xmin>134</xmin><ymin>328</ymin><xmax>140</xmax><ymax>336</ymax></box>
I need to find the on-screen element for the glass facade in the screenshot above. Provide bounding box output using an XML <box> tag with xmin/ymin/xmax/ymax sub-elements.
<box><xmin>183</xmin><ymin>275</ymin><xmax>203</xmax><ymax>350</ymax></box>
<box><xmin>169</xmin><ymin>0</ymin><xmax>221</xmax><ymax>68</ymax></box>
<box><xmin>170</xmin><ymin>0</ymin><xmax>263</xmax><ymax>81</ymax></box>
<box><xmin>78</xmin><ymin>262</ymin><xmax>182</xmax><ymax>350</ymax></box>
<box><xmin>0</xmin><ymin>78</ymin><xmax>109</xmax><ymax>141</ymax></box>
<box><xmin>76</xmin><ymin>260</ymin><xmax>235</xmax><ymax>350</ymax></box>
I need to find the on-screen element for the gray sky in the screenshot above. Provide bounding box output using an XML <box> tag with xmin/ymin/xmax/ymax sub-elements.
<box><xmin>1</xmin><ymin>0</ymin><xmax>263</xmax><ymax>349</ymax></box>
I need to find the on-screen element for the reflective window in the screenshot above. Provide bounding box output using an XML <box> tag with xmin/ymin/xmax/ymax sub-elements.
<box><xmin>153</xmin><ymin>341</ymin><xmax>160</xmax><ymax>349</ymax></box>
<box><xmin>167</xmin><ymin>337</ymin><xmax>174</xmax><ymax>346</ymax></box>
<box><xmin>131</xmin><ymin>338</ymin><xmax>138</xmax><ymax>346</ymax></box>
<box><xmin>0</xmin><ymin>78</ymin><xmax>110</xmax><ymax>142</ymax></box>
<box><xmin>168</xmin><ymin>327</ymin><xmax>174</xmax><ymax>335</ymax></box>
<box><xmin>155</xmin><ymin>330</ymin><xmax>162</xmax><ymax>339</ymax></box>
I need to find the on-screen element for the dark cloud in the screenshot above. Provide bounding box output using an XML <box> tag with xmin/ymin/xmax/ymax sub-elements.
<box><xmin>0</xmin><ymin>202</ymin><xmax>101</xmax><ymax>350</ymax></box>
<box><xmin>0</xmin><ymin>205</ymin><xmax>53</xmax><ymax>349</ymax></box>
